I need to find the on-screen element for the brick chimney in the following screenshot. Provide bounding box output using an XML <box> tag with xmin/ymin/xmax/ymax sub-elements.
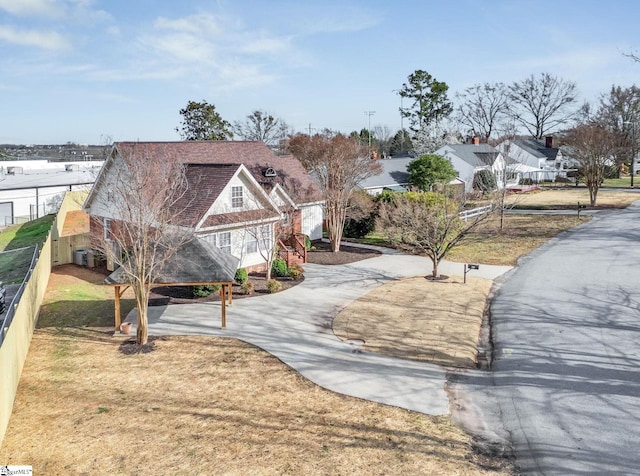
<box><xmin>472</xmin><ymin>137</ymin><xmax>480</xmax><ymax>145</ymax></box>
<box><xmin>545</xmin><ymin>136</ymin><xmax>553</xmax><ymax>148</ymax></box>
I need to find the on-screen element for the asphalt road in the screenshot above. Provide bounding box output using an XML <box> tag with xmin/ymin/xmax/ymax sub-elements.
<box><xmin>468</xmin><ymin>203</ymin><xmax>640</xmax><ymax>474</ymax></box>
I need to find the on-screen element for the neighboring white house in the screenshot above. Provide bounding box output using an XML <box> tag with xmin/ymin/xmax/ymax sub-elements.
<box><xmin>435</xmin><ymin>142</ymin><xmax>506</xmax><ymax>193</ymax></box>
<box><xmin>0</xmin><ymin>160</ymin><xmax>102</xmax><ymax>226</ymax></box>
<box><xmin>84</xmin><ymin>141</ymin><xmax>325</xmax><ymax>272</ymax></box>
<box><xmin>496</xmin><ymin>136</ymin><xmax>572</xmax><ymax>183</ymax></box>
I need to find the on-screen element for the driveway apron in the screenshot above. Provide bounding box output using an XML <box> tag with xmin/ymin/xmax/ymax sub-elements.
<box><xmin>136</xmin><ymin>251</ymin><xmax>511</xmax><ymax>417</ymax></box>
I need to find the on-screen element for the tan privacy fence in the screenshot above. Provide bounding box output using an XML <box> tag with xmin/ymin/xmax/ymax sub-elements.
<box><xmin>0</xmin><ymin>235</ymin><xmax>51</xmax><ymax>446</ymax></box>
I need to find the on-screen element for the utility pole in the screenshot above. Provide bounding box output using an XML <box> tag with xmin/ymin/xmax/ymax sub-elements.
<box><xmin>392</xmin><ymin>89</ymin><xmax>404</xmax><ymax>132</ymax></box>
<box><xmin>364</xmin><ymin>111</ymin><xmax>376</xmax><ymax>148</ymax></box>
<box><xmin>624</xmin><ymin>120</ymin><xmax>636</xmax><ymax>187</ymax></box>
<box><xmin>307</xmin><ymin>123</ymin><xmax>316</xmax><ymax>136</ymax></box>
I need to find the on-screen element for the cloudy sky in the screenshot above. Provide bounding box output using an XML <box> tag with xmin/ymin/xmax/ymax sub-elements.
<box><xmin>1</xmin><ymin>0</ymin><xmax>639</xmax><ymax>144</ymax></box>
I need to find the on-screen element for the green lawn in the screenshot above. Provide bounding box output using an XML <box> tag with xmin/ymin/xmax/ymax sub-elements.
<box><xmin>0</xmin><ymin>215</ymin><xmax>54</xmax><ymax>251</ymax></box>
<box><xmin>0</xmin><ymin>215</ymin><xmax>54</xmax><ymax>283</ymax></box>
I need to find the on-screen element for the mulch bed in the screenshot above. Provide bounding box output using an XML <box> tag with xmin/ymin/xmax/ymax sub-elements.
<box><xmin>306</xmin><ymin>240</ymin><xmax>381</xmax><ymax>265</ymax></box>
<box><xmin>149</xmin><ymin>272</ymin><xmax>303</xmax><ymax>305</ymax></box>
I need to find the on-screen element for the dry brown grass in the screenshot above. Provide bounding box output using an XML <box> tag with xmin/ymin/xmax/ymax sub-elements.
<box><xmin>334</xmin><ymin>276</ymin><xmax>492</xmax><ymax>368</ymax></box>
<box><xmin>507</xmin><ymin>187</ymin><xmax>639</xmax><ymax>208</ymax></box>
<box><xmin>448</xmin><ymin>214</ymin><xmax>584</xmax><ymax>266</ymax></box>
<box><xmin>0</xmin><ymin>329</ymin><xmax>511</xmax><ymax>475</ymax></box>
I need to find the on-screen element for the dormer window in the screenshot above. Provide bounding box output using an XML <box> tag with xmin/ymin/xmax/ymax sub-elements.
<box><xmin>264</xmin><ymin>167</ymin><xmax>277</xmax><ymax>177</ymax></box>
<box><xmin>231</xmin><ymin>186</ymin><xmax>243</xmax><ymax>208</ymax></box>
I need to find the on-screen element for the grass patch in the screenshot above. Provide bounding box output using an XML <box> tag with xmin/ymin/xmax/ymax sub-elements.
<box><xmin>0</xmin><ymin>215</ymin><xmax>54</xmax><ymax>251</ymax></box>
<box><xmin>0</xmin><ymin>246</ymin><xmax>37</xmax><ymax>284</ymax></box>
<box><xmin>0</xmin><ymin>332</ymin><xmax>512</xmax><ymax>474</ymax></box>
<box><xmin>601</xmin><ymin>177</ymin><xmax>635</xmax><ymax>188</ymax></box>
<box><xmin>334</xmin><ymin>275</ymin><xmax>492</xmax><ymax>368</ymax></box>
<box><xmin>448</xmin><ymin>214</ymin><xmax>584</xmax><ymax>266</ymax></box>
<box><xmin>508</xmin><ymin>188</ymin><xmax>638</xmax><ymax>209</ymax></box>
<box><xmin>0</xmin><ymin>215</ymin><xmax>54</xmax><ymax>283</ymax></box>
<box><xmin>36</xmin><ymin>264</ymin><xmax>135</xmax><ymax>329</ymax></box>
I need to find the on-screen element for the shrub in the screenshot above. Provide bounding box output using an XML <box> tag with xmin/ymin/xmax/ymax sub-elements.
<box><xmin>266</xmin><ymin>279</ymin><xmax>282</xmax><ymax>294</ymax></box>
<box><xmin>472</xmin><ymin>169</ymin><xmax>497</xmax><ymax>193</ymax></box>
<box><xmin>271</xmin><ymin>258</ymin><xmax>288</xmax><ymax>277</ymax></box>
<box><xmin>192</xmin><ymin>284</ymin><xmax>221</xmax><ymax>298</ymax></box>
<box><xmin>288</xmin><ymin>262</ymin><xmax>304</xmax><ymax>280</ymax></box>
<box><xmin>240</xmin><ymin>281</ymin><xmax>254</xmax><ymax>295</ymax></box>
<box><xmin>305</xmin><ymin>235</ymin><xmax>312</xmax><ymax>251</ymax></box>
<box><xmin>343</xmin><ymin>215</ymin><xmax>376</xmax><ymax>238</ymax></box>
<box><xmin>234</xmin><ymin>267</ymin><xmax>248</xmax><ymax>284</ymax></box>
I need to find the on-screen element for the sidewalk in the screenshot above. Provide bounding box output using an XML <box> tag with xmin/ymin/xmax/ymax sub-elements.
<box><xmin>129</xmin><ymin>251</ymin><xmax>512</xmax><ymax>416</ymax></box>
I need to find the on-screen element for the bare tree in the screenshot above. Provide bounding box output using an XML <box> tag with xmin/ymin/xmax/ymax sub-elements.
<box><xmin>456</xmin><ymin>82</ymin><xmax>509</xmax><ymax>142</ymax></box>
<box><xmin>594</xmin><ymin>85</ymin><xmax>640</xmax><ymax>179</ymax></box>
<box><xmin>372</xmin><ymin>125</ymin><xmax>394</xmax><ymax>158</ymax></box>
<box><xmin>233</xmin><ymin>110</ymin><xmax>291</xmax><ymax>149</ymax></box>
<box><xmin>289</xmin><ymin>132</ymin><xmax>381</xmax><ymax>252</ymax></box>
<box><xmin>508</xmin><ymin>73</ymin><xmax>578</xmax><ymax>139</ymax></box>
<box><xmin>564</xmin><ymin>124</ymin><xmax>622</xmax><ymax>206</ymax></box>
<box><xmin>91</xmin><ymin>151</ymin><xmax>193</xmax><ymax>345</ymax></box>
<box><xmin>377</xmin><ymin>192</ymin><xmax>490</xmax><ymax>278</ymax></box>
<box><xmin>411</xmin><ymin>119</ymin><xmax>462</xmax><ymax>155</ymax></box>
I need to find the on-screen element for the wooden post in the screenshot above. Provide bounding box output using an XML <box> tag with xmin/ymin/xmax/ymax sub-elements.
<box><xmin>220</xmin><ymin>286</ymin><xmax>226</xmax><ymax>329</ymax></box>
<box><xmin>114</xmin><ymin>285</ymin><xmax>121</xmax><ymax>331</ymax></box>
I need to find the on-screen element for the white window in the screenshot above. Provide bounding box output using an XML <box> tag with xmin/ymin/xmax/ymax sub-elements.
<box><xmin>217</xmin><ymin>232</ymin><xmax>231</xmax><ymax>254</ymax></box>
<box><xmin>103</xmin><ymin>218</ymin><xmax>113</xmax><ymax>242</ymax></box>
<box><xmin>231</xmin><ymin>186</ymin><xmax>243</xmax><ymax>208</ymax></box>
<box><xmin>281</xmin><ymin>212</ymin><xmax>290</xmax><ymax>226</ymax></box>
<box><xmin>246</xmin><ymin>228</ymin><xmax>258</xmax><ymax>254</ymax></box>
<box><xmin>261</xmin><ymin>224</ymin><xmax>272</xmax><ymax>251</ymax></box>
<box><xmin>202</xmin><ymin>234</ymin><xmax>216</xmax><ymax>245</ymax></box>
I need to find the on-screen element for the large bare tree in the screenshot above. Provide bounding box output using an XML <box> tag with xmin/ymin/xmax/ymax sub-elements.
<box><xmin>377</xmin><ymin>192</ymin><xmax>490</xmax><ymax>278</ymax></box>
<box><xmin>92</xmin><ymin>151</ymin><xmax>193</xmax><ymax>345</ymax></box>
<box><xmin>233</xmin><ymin>110</ymin><xmax>291</xmax><ymax>150</ymax></box>
<box><xmin>288</xmin><ymin>132</ymin><xmax>381</xmax><ymax>252</ymax></box>
<box><xmin>564</xmin><ymin>124</ymin><xmax>622</xmax><ymax>206</ymax></box>
<box><xmin>456</xmin><ymin>82</ymin><xmax>509</xmax><ymax>142</ymax></box>
<box><xmin>508</xmin><ymin>73</ymin><xmax>578</xmax><ymax>139</ymax></box>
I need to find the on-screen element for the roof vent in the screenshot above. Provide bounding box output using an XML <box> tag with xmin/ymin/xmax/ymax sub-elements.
<box><xmin>264</xmin><ymin>167</ymin><xmax>277</xmax><ymax>177</ymax></box>
<box><xmin>65</xmin><ymin>164</ymin><xmax>80</xmax><ymax>172</ymax></box>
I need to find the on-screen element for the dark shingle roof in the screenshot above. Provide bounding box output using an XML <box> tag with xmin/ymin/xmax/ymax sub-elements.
<box><xmin>171</xmin><ymin>163</ymin><xmax>240</xmax><ymax>227</ymax></box>
<box><xmin>442</xmin><ymin>144</ymin><xmax>500</xmax><ymax>167</ymax></box>
<box><xmin>514</xmin><ymin>139</ymin><xmax>560</xmax><ymax>160</ymax></box>
<box><xmin>104</xmin><ymin>237</ymin><xmax>239</xmax><ymax>285</ymax></box>
<box><xmin>359</xmin><ymin>156</ymin><xmax>413</xmax><ymax>189</ymax></box>
<box><xmin>114</xmin><ymin>141</ymin><xmax>323</xmax><ymax>204</ymax></box>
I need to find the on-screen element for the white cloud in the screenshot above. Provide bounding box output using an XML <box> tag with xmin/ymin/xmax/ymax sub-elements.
<box><xmin>154</xmin><ymin>13</ymin><xmax>222</xmax><ymax>36</ymax></box>
<box><xmin>0</xmin><ymin>25</ymin><xmax>70</xmax><ymax>50</ymax></box>
<box><xmin>0</xmin><ymin>0</ymin><xmax>60</xmax><ymax>17</ymax></box>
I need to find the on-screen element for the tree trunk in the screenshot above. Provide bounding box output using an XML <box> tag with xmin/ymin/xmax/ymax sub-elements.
<box><xmin>134</xmin><ymin>283</ymin><xmax>150</xmax><ymax>345</ymax></box>
<box><xmin>431</xmin><ymin>257</ymin><xmax>439</xmax><ymax>278</ymax></box>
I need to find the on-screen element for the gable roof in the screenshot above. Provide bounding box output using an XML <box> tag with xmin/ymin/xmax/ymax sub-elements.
<box><xmin>112</xmin><ymin>141</ymin><xmax>323</xmax><ymax>204</ymax></box>
<box><xmin>512</xmin><ymin>138</ymin><xmax>560</xmax><ymax>160</ymax></box>
<box><xmin>104</xmin><ymin>237</ymin><xmax>239</xmax><ymax>285</ymax></box>
<box><xmin>359</xmin><ymin>156</ymin><xmax>413</xmax><ymax>189</ymax></box>
<box><xmin>440</xmin><ymin>144</ymin><xmax>501</xmax><ymax>167</ymax></box>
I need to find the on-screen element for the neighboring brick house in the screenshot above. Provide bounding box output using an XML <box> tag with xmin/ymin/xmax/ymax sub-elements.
<box><xmin>84</xmin><ymin>141</ymin><xmax>324</xmax><ymax>272</ymax></box>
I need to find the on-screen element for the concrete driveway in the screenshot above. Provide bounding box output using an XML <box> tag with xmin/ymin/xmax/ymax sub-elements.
<box><xmin>458</xmin><ymin>204</ymin><xmax>640</xmax><ymax>474</ymax></box>
<box><xmin>134</xmin><ymin>251</ymin><xmax>511</xmax><ymax>417</ymax></box>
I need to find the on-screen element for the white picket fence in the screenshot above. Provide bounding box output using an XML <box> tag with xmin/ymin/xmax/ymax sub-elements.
<box><xmin>459</xmin><ymin>204</ymin><xmax>493</xmax><ymax>222</ymax></box>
